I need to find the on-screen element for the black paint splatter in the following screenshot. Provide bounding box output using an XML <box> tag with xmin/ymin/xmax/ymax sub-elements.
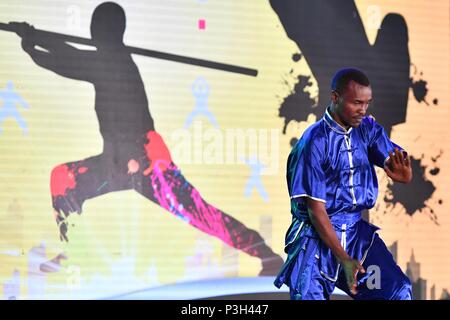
<box><xmin>384</xmin><ymin>155</ymin><xmax>441</xmax><ymax>225</ymax></box>
<box><xmin>290</xmin><ymin>137</ymin><xmax>298</xmax><ymax>147</ymax></box>
<box><xmin>292</xmin><ymin>53</ymin><xmax>302</xmax><ymax>62</ymax></box>
<box><xmin>429</xmin><ymin>168</ymin><xmax>439</xmax><ymax>175</ymax></box>
<box><xmin>432</xmin><ymin>150</ymin><xmax>443</xmax><ymax>162</ymax></box>
<box><xmin>279</xmin><ymin>75</ymin><xmax>316</xmax><ymax>134</ymax></box>
<box><xmin>410</xmin><ymin>78</ymin><xmax>429</xmax><ymax>105</ymax></box>
<box><xmin>409</xmin><ymin>64</ymin><xmax>440</xmax><ymax>106</ymax></box>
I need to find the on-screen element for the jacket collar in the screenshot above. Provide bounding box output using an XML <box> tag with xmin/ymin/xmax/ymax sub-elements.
<box><xmin>323</xmin><ymin>106</ymin><xmax>353</xmax><ymax>135</ymax></box>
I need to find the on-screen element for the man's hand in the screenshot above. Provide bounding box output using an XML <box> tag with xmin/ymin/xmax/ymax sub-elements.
<box><xmin>9</xmin><ymin>22</ymin><xmax>35</xmax><ymax>52</ymax></box>
<box><xmin>340</xmin><ymin>257</ymin><xmax>366</xmax><ymax>295</ymax></box>
<box><xmin>9</xmin><ymin>22</ymin><xmax>34</xmax><ymax>38</ymax></box>
<box><xmin>384</xmin><ymin>148</ymin><xmax>412</xmax><ymax>183</ymax></box>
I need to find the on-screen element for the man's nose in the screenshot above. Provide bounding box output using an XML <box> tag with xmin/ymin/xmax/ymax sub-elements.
<box><xmin>359</xmin><ymin>103</ymin><xmax>369</xmax><ymax>115</ymax></box>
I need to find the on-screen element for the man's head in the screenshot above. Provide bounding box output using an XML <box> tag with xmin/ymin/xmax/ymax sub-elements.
<box><xmin>330</xmin><ymin>68</ymin><xmax>372</xmax><ymax>129</ymax></box>
<box><xmin>90</xmin><ymin>2</ymin><xmax>126</xmax><ymax>47</ymax></box>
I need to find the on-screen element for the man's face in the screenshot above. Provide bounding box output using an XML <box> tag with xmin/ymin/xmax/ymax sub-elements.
<box><xmin>332</xmin><ymin>80</ymin><xmax>372</xmax><ymax>128</ymax></box>
<box><xmin>90</xmin><ymin>3</ymin><xmax>126</xmax><ymax>46</ymax></box>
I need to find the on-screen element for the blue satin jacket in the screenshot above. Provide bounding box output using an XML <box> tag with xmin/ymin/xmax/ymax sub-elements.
<box><xmin>288</xmin><ymin>107</ymin><xmax>403</xmax><ymax>219</ymax></box>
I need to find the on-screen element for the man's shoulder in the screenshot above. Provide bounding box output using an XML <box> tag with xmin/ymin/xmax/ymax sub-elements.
<box><xmin>293</xmin><ymin>120</ymin><xmax>327</xmax><ymax>151</ymax></box>
<box><xmin>357</xmin><ymin>115</ymin><xmax>386</xmax><ymax>138</ymax></box>
<box><xmin>360</xmin><ymin>115</ymin><xmax>381</xmax><ymax>130</ymax></box>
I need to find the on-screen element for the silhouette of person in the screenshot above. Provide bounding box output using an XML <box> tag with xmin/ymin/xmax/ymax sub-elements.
<box><xmin>0</xmin><ymin>81</ymin><xmax>29</xmax><ymax>135</ymax></box>
<box><xmin>13</xmin><ymin>2</ymin><xmax>282</xmax><ymax>275</ymax></box>
<box><xmin>270</xmin><ymin>0</ymin><xmax>410</xmax><ymax>136</ymax></box>
<box><xmin>243</xmin><ymin>155</ymin><xmax>269</xmax><ymax>202</ymax></box>
<box><xmin>184</xmin><ymin>76</ymin><xmax>218</xmax><ymax>129</ymax></box>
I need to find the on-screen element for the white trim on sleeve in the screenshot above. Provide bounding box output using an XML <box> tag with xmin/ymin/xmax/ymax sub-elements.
<box><xmin>383</xmin><ymin>155</ymin><xmax>390</xmax><ymax>167</ymax></box>
<box><xmin>290</xmin><ymin>194</ymin><xmax>326</xmax><ymax>203</ymax></box>
<box><xmin>384</xmin><ymin>150</ymin><xmax>408</xmax><ymax>167</ymax></box>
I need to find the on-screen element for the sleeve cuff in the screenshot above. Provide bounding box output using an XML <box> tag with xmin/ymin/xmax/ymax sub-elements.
<box><xmin>383</xmin><ymin>150</ymin><xmax>408</xmax><ymax>167</ymax></box>
<box><xmin>290</xmin><ymin>194</ymin><xmax>326</xmax><ymax>203</ymax></box>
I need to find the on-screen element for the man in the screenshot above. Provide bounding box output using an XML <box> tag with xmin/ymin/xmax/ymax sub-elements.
<box><xmin>274</xmin><ymin>68</ymin><xmax>413</xmax><ymax>299</ymax></box>
<box><xmin>12</xmin><ymin>2</ymin><xmax>282</xmax><ymax>275</ymax></box>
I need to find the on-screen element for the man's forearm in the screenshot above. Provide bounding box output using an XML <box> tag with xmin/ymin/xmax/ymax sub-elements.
<box><xmin>306</xmin><ymin>198</ymin><xmax>351</xmax><ymax>263</ymax></box>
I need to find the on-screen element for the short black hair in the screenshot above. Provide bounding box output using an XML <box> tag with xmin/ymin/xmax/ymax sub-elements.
<box><xmin>331</xmin><ymin>68</ymin><xmax>370</xmax><ymax>95</ymax></box>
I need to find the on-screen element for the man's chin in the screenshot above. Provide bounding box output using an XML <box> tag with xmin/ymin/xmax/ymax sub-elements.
<box><xmin>351</xmin><ymin>119</ymin><xmax>363</xmax><ymax>128</ymax></box>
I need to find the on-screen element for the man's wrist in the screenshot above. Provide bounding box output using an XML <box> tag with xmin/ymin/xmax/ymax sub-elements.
<box><xmin>334</xmin><ymin>250</ymin><xmax>351</xmax><ymax>264</ymax></box>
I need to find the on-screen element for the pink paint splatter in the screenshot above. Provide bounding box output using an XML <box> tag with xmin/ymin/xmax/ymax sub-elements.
<box><xmin>198</xmin><ymin>19</ymin><xmax>206</xmax><ymax>30</ymax></box>
<box><xmin>149</xmin><ymin>163</ymin><xmax>234</xmax><ymax>246</ymax></box>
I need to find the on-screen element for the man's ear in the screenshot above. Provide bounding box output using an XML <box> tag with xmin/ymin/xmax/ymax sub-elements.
<box><xmin>331</xmin><ymin>91</ymin><xmax>339</xmax><ymax>104</ymax></box>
